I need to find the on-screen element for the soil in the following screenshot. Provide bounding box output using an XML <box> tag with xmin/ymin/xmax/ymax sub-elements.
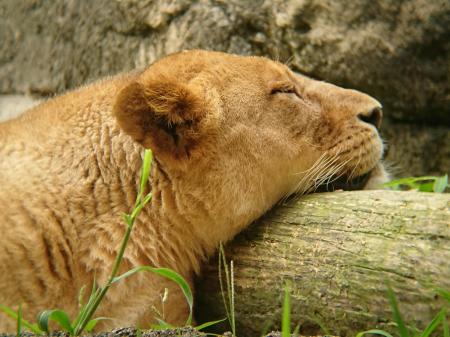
<box><xmin>0</xmin><ymin>327</ymin><xmax>207</xmax><ymax>337</ymax></box>
<box><xmin>0</xmin><ymin>327</ymin><xmax>333</xmax><ymax>337</ymax></box>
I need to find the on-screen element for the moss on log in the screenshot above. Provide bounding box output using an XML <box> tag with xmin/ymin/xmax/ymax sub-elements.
<box><xmin>195</xmin><ymin>190</ymin><xmax>450</xmax><ymax>337</ymax></box>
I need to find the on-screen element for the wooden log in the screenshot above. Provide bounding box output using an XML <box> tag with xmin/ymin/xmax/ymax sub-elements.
<box><xmin>195</xmin><ymin>190</ymin><xmax>450</xmax><ymax>337</ymax></box>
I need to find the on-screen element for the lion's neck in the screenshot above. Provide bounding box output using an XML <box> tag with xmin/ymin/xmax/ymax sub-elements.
<box><xmin>143</xmin><ymin>158</ymin><xmax>283</xmax><ymax>275</ymax></box>
<box><xmin>67</xmin><ymin>110</ymin><xmax>215</xmax><ymax>277</ymax></box>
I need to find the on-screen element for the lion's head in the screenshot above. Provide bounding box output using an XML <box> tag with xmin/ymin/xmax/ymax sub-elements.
<box><xmin>113</xmin><ymin>50</ymin><xmax>387</xmax><ymax>242</ymax></box>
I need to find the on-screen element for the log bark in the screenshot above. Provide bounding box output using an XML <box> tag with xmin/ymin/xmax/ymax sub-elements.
<box><xmin>195</xmin><ymin>190</ymin><xmax>450</xmax><ymax>337</ymax></box>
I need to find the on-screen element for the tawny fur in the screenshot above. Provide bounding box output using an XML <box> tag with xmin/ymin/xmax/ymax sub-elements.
<box><xmin>0</xmin><ymin>50</ymin><xmax>387</xmax><ymax>331</ymax></box>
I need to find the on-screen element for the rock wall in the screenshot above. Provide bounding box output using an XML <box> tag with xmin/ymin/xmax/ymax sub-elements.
<box><xmin>0</xmin><ymin>0</ymin><xmax>449</xmax><ymax>176</ymax></box>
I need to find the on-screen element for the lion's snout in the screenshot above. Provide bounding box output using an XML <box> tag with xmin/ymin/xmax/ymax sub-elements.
<box><xmin>357</xmin><ymin>105</ymin><xmax>383</xmax><ymax>130</ymax></box>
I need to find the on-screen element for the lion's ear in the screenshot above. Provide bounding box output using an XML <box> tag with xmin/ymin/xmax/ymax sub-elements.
<box><xmin>113</xmin><ymin>78</ymin><xmax>205</xmax><ymax>160</ymax></box>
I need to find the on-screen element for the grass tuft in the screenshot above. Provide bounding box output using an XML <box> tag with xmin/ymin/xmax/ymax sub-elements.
<box><xmin>218</xmin><ymin>243</ymin><xmax>236</xmax><ymax>336</ymax></box>
<box><xmin>357</xmin><ymin>285</ymin><xmax>449</xmax><ymax>337</ymax></box>
<box><xmin>16</xmin><ymin>305</ymin><xmax>22</xmax><ymax>337</ymax></box>
<box><xmin>281</xmin><ymin>280</ymin><xmax>292</xmax><ymax>337</ymax></box>
<box><xmin>385</xmin><ymin>285</ymin><xmax>410</xmax><ymax>337</ymax></box>
<box><xmin>0</xmin><ymin>305</ymin><xmax>44</xmax><ymax>335</ymax></box>
<box><xmin>383</xmin><ymin>175</ymin><xmax>449</xmax><ymax>193</ymax></box>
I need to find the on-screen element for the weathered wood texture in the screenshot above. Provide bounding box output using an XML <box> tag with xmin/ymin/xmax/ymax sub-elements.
<box><xmin>195</xmin><ymin>190</ymin><xmax>450</xmax><ymax>337</ymax></box>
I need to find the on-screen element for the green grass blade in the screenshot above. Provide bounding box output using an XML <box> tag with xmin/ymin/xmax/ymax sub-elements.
<box><xmin>356</xmin><ymin>329</ymin><xmax>395</xmax><ymax>337</ymax></box>
<box><xmin>72</xmin><ymin>304</ymin><xmax>87</xmax><ymax>329</ymax></box>
<box><xmin>218</xmin><ymin>243</ymin><xmax>236</xmax><ymax>336</ymax></box>
<box><xmin>383</xmin><ymin>176</ymin><xmax>448</xmax><ymax>192</ymax></box>
<box><xmin>72</xmin><ymin>284</ymin><xmax>102</xmax><ymax>329</ymax></box>
<box><xmin>230</xmin><ymin>260</ymin><xmax>235</xmax><ymax>336</ymax></box>
<box><xmin>37</xmin><ymin>309</ymin><xmax>74</xmax><ymax>335</ymax></box>
<box><xmin>152</xmin><ymin>318</ymin><xmax>174</xmax><ymax>330</ymax></box>
<box><xmin>383</xmin><ymin>176</ymin><xmax>439</xmax><ymax>187</ymax></box>
<box><xmin>386</xmin><ymin>285</ymin><xmax>410</xmax><ymax>337</ymax></box>
<box><xmin>418</xmin><ymin>182</ymin><xmax>434</xmax><ymax>192</ymax></box>
<box><xmin>259</xmin><ymin>320</ymin><xmax>273</xmax><ymax>337</ymax></box>
<box><xmin>148</xmin><ymin>267</ymin><xmax>193</xmax><ymax>326</ymax></box>
<box><xmin>84</xmin><ymin>317</ymin><xmax>111</xmax><ymax>332</ymax></box>
<box><xmin>433</xmin><ymin>175</ymin><xmax>448</xmax><ymax>193</ymax></box>
<box><xmin>122</xmin><ymin>213</ymin><xmax>131</xmax><ymax>225</ymax></box>
<box><xmin>308</xmin><ymin>314</ymin><xmax>331</xmax><ymax>335</ymax></box>
<box><xmin>77</xmin><ymin>285</ymin><xmax>86</xmax><ymax>309</ymax></box>
<box><xmin>130</xmin><ymin>202</ymin><xmax>145</xmax><ymax>220</ymax></box>
<box><xmin>16</xmin><ymin>305</ymin><xmax>22</xmax><ymax>337</ymax></box>
<box><xmin>112</xmin><ymin>266</ymin><xmax>193</xmax><ymax>326</ymax></box>
<box><xmin>435</xmin><ymin>287</ymin><xmax>450</xmax><ymax>303</ymax></box>
<box><xmin>443</xmin><ymin>314</ymin><xmax>449</xmax><ymax>337</ymax></box>
<box><xmin>37</xmin><ymin>310</ymin><xmax>52</xmax><ymax>333</ymax></box>
<box><xmin>72</xmin><ymin>289</ymin><xmax>89</xmax><ymax>327</ymax></box>
<box><xmin>419</xmin><ymin>308</ymin><xmax>445</xmax><ymax>337</ymax></box>
<box><xmin>195</xmin><ymin>318</ymin><xmax>227</xmax><ymax>331</ymax></box>
<box><xmin>139</xmin><ymin>149</ymin><xmax>153</xmax><ymax>198</ymax></box>
<box><xmin>281</xmin><ymin>280</ymin><xmax>291</xmax><ymax>337</ymax></box>
<box><xmin>143</xmin><ymin>192</ymin><xmax>153</xmax><ymax>205</ymax></box>
<box><xmin>0</xmin><ymin>305</ymin><xmax>43</xmax><ymax>335</ymax></box>
<box><xmin>218</xmin><ymin>244</ymin><xmax>231</xmax><ymax>331</ymax></box>
<box><xmin>292</xmin><ymin>324</ymin><xmax>300</xmax><ymax>337</ymax></box>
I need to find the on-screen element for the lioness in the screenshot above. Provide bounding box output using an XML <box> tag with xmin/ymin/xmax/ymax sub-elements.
<box><xmin>0</xmin><ymin>50</ymin><xmax>387</xmax><ymax>330</ymax></box>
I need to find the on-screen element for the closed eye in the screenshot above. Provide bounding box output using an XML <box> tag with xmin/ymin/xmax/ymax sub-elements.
<box><xmin>270</xmin><ymin>82</ymin><xmax>302</xmax><ymax>99</ymax></box>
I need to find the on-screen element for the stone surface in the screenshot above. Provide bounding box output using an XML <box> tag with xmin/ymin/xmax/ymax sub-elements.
<box><xmin>0</xmin><ymin>0</ymin><xmax>449</xmax><ymax>123</ymax></box>
<box><xmin>381</xmin><ymin>120</ymin><xmax>450</xmax><ymax>177</ymax></box>
<box><xmin>0</xmin><ymin>95</ymin><xmax>39</xmax><ymax>122</ymax></box>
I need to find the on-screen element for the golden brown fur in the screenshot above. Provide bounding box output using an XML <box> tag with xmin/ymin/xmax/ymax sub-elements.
<box><xmin>0</xmin><ymin>50</ymin><xmax>387</xmax><ymax>331</ymax></box>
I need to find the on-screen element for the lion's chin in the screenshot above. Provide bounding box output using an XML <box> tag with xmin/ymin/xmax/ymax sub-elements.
<box><xmin>361</xmin><ymin>163</ymin><xmax>390</xmax><ymax>190</ymax></box>
<box><xmin>316</xmin><ymin>162</ymin><xmax>389</xmax><ymax>192</ymax></box>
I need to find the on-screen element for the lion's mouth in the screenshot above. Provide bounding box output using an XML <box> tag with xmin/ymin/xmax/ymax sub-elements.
<box><xmin>316</xmin><ymin>171</ymin><xmax>372</xmax><ymax>192</ymax></box>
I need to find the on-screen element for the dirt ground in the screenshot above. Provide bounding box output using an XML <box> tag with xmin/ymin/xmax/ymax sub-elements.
<box><xmin>0</xmin><ymin>327</ymin><xmax>334</xmax><ymax>337</ymax></box>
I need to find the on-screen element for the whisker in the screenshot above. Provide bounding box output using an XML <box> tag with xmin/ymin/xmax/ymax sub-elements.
<box><xmin>284</xmin><ymin>55</ymin><xmax>295</xmax><ymax>67</ymax></box>
<box><xmin>347</xmin><ymin>147</ymin><xmax>362</xmax><ymax>181</ymax></box>
<box><xmin>309</xmin><ymin>155</ymin><xmax>340</xmax><ymax>189</ymax></box>
<box><xmin>281</xmin><ymin>155</ymin><xmax>327</xmax><ymax>203</ymax></box>
<box><xmin>296</xmin><ymin>154</ymin><xmax>339</xmax><ymax>196</ymax></box>
<box><xmin>296</xmin><ymin>156</ymin><xmax>331</xmax><ymax>193</ymax></box>
<box><xmin>292</xmin><ymin>153</ymin><xmax>327</xmax><ymax>176</ymax></box>
<box><xmin>311</xmin><ymin>156</ymin><xmax>352</xmax><ymax>193</ymax></box>
<box><xmin>289</xmin><ymin>155</ymin><xmax>328</xmax><ymax>197</ymax></box>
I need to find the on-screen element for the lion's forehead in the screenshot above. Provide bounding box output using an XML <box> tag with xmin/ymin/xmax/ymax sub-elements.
<box><xmin>149</xmin><ymin>50</ymin><xmax>292</xmax><ymax>87</ymax></box>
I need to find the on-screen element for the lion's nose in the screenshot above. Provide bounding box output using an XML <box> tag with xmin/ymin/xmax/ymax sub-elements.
<box><xmin>357</xmin><ymin>106</ymin><xmax>383</xmax><ymax>130</ymax></box>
